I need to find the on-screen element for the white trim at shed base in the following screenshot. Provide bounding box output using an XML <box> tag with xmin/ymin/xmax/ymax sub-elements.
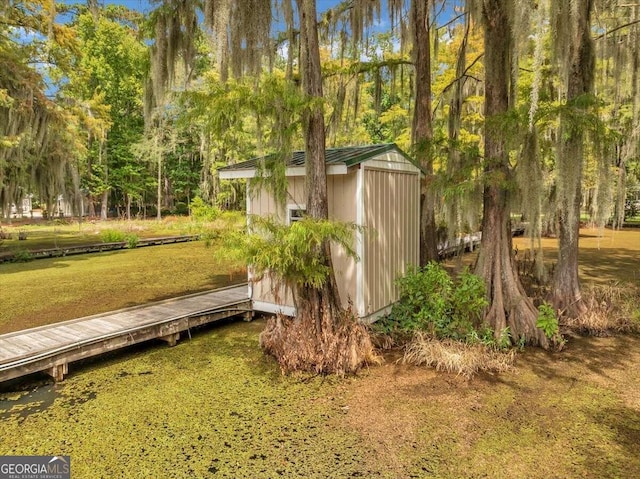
<box><xmin>360</xmin><ymin>305</ymin><xmax>394</xmax><ymax>324</ymax></box>
<box><xmin>251</xmin><ymin>299</ymin><xmax>393</xmax><ymax>324</ymax></box>
<box><xmin>252</xmin><ymin>300</ymin><xmax>296</xmax><ymax>317</ymax></box>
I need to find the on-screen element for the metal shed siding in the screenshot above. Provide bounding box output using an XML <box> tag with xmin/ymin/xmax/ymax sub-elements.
<box><xmin>362</xmin><ymin>166</ymin><xmax>420</xmax><ymax>316</ymax></box>
<box><xmin>327</xmin><ymin>173</ymin><xmax>359</xmax><ymax>306</ymax></box>
<box><xmin>249</xmin><ymin>172</ymin><xmax>359</xmax><ymax>312</ymax></box>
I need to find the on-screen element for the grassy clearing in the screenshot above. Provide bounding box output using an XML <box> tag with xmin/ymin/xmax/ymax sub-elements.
<box><xmin>0</xmin><ymin>320</ymin><xmax>639</xmax><ymax>478</ymax></box>
<box><xmin>512</xmin><ymin>227</ymin><xmax>640</xmax><ymax>285</ymax></box>
<box><xmin>445</xmin><ymin>227</ymin><xmax>640</xmax><ymax>292</ymax></box>
<box><xmin>0</xmin><ymin>215</ymin><xmax>242</xmax><ymax>253</ymax></box>
<box><xmin>0</xmin><ymin>240</ymin><xmax>245</xmax><ymax>334</ymax></box>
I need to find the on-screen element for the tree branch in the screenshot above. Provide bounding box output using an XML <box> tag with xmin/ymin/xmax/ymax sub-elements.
<box><xmin>436</xmin><ymin>12</ymin><xmax>468</xmax><ymax>31</ymax></box>
<box><xmin>594</xmin><ymin>18</ymin><xmax>640</xmax><ymax>40</ymax></box>
<box><xmin>440</xmin><ymin>53</ymin><xmax>484</xmax><ymax>95</ymax></box>
<box><xmin>322</xmin><ymin>58</ymin><xmax>414</xmax><ymax>79</ymax></box>
<box><xmin>432</xmin><ymin>53</ymin><xmax>484</xmax><ymax>115</ymax></box>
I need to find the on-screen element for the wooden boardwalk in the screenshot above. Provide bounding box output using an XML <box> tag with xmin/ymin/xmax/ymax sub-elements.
<box><xmin>0</xmin><ymin>235</ymin><xmax>201</xmax><ymax>263</ymax></box>
<box><xmin>0</xmin><ymin>284</ymin><xmax>250</xmax><ymax>383</ymax></box>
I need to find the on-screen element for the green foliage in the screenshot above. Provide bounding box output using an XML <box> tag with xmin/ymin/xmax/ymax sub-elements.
<box><xmin>189</xmin><ymin>196</ymin><xmax>220</xmax><ymax>221</ymax></box>
<box><xmin>100</xmin><ymin>230</ymin><xmax>126</xmax><ymax>243</ymax></box>
<box><xmin>223</xmin><ymin>216</ymin><xmax>358</xmax><ymax>290</ymax></box>
<box><xmin>391</xmin><ymin>263</ymin><xmax>452</xmax><ymax>334</ymax></box>
<box><xmin>12</xmin><ymin>249</ymin><xmax>33</xmax><ymax>263</ymax></box>
<box><xmin>536</xmin><ymin>302</ymin><xmax>559</xmax><ymax>339</ymax></box>
<box><xmin>450</xmin><ymin>269</ymin><xmax>488</xmax><ymax>326</ymax></box>
<box><xmin>125</xmin><ymin>234</ymin><xmax>139</xmax><ymax>249</ymax></box>
<box><xmin>173</xmin><ymin>202</ymin><xmax>189</xmax><ymax>216</ymax></box>
<box><xmin>465</xmin><ymin>325</ymin><xmax>512</xmax><ymax>351</ymax></box>
<box><xmin>381</xmin><ymin>263</ymin><xmax>489</xmax><ymax>342</ymax></box>
<box><xmin>65</xmin><ymin>11</ymin><xmax>148</xmax><ymax>216</ymax></box>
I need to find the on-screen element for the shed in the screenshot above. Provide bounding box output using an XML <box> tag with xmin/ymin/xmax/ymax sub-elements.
<box><xmin>218</xmin><ymin>143</ymin><xmax>420</xmax><ymax>322</ymax></box>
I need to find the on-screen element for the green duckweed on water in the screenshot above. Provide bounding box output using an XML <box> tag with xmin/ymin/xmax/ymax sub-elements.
<box><xmin>0</xmin><ymin>320</ymin><xmax>386</xmax><ymax>478</ymax></box>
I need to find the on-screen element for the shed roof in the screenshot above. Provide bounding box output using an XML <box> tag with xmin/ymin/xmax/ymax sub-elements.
<box><xmin>218</xmin><ymin>143</ymin><xmax>413</xmax><ymax>179</ymax></box>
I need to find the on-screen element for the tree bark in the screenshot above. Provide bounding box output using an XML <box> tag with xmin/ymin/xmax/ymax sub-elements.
<box><xmin>100</xmin><ymin>189</ymin><xmax>108</xmax><ymax>220</ymax></box>
<box><xmin>156</xmin><ymin>131</ymin><xmax>162</xmax><ymax>221</ymax></box>
<box><xmin>475</xmin><ymin>0</ymin><xmax>548</xmax><ymax>348</ymax></box>
<box><xmin>126</xmin><ymin>193</ymin><xmax>132</xmax><ymax>221</ymax></box>
<box><xmin>446</xmin><ymin>10</ymin><xmax>470</xmax><ymax>241</ymax></box>
<box><xmin>88</xmin><ymin>195</ymin><xmax>96</xmax><ymax>217</ymax></box>
<box><xmin>411</xmin><ymin>0</ymin><xmax>439</xmax><ymax>265</ymax></box>
<box><xmin>297</xmin><ymin>0</ymin><xmax>343</xmax><ymax>327</ymax></box>
<box><xmin>99</xmin><ymin>139</ymin><xmax>108</xmax><ymax>221</ymax></box>
<box><xmin>551</xmin><ymin>0</ymin><xmax>594</xmax><ymax>317</ymax></box>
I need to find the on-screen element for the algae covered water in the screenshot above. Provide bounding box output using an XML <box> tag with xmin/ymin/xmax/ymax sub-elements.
<box><xmin>0</xmin><ymin>320</ymin><xmax>376</xmax><ymax>478</ymax></box>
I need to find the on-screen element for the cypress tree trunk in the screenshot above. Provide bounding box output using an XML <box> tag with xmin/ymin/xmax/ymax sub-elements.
<box><xmin>259</xmin><ymin>0</ymin><xmax>378</xmax><ymax>375</ymax></box>
<box><xmin>475</xmin><ymin>0</ymin><xmax>548</xmax><ymax>348</ymax></box>
<box><xmin>296</xmin><ymin>0</ymin><xmax>342</xmax><ymax>332</ymax></box>
<box><xmin>551</xmin><ymin>0</ymin><xmax>594</xmax><ymax>317</ymax></box>
<box><xmin>411</xmin><ymin>0</ymin><xmax>439</xmax><ymax>265</ymax></box>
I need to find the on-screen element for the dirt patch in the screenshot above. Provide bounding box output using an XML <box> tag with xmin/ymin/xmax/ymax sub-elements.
<box><xmin>344</xmin><ymin>335</ymin><xmax>640</xmax><ymax>478</ymax></box>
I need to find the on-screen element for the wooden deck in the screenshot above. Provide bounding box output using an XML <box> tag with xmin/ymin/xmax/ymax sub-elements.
<box><xmin>0</xmin><ymin>234</ymin><xmax>201</xmax><ymax>263</ymax></box>
<box><xmin>0</xmin><ymin>284</ymin><xmax>251</xmax><ymax>383</ymax></box>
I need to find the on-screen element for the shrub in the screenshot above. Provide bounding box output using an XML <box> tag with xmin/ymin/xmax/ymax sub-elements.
<box><xmin>536</xmin><ymin>302</ymin><xmax>559</xmax><ymax>338</ymax></box>
<box><xmin>190</xmin><ymin>196</ymin><xmax>220</xmax><ymax>222</ymax></box>
<box><xmin>223</xmin><ymin>215</ymin><xmax>359</xmax><ymax>291</ymax></box>
<box><xmin>223</xmin><ymin>215</ymin><xmax>372</xmax><ymax>375</ymax></box>
<box><xmin>125</xmin><ymin>234</ymin><xmax>139</xmax><ymax>249</ymax></box>
<box><xmin>451</xmin><ymin>270</ymin><xmax>489</xmax><ymax>331</ymax></box>
<box><xmin>100</xmin><ymin>230</ymin><xmax>126</xmax><ymax>243</ymax></box>
<box><xmin>383</xmin><ymin>263</ymin><xmax>488</xmax><ymax>341</ymax></box>
<box><xmin>174</xmin><ymin>202</ymin><xmax>189</xmax><ymax>216</ymax></box>
<box><xmin>12</xmin><ymin>249</ymin><xmax>33</xmax><ymax>263</ymax></box>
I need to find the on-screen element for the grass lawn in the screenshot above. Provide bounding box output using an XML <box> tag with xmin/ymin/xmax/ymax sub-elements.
<box><xmin>513</xmin><ymin>227</ymin><xmax>640</xmax><ymax>285</ymax></box>
<box><xmin>446</xmin><ymin>227</ymin><xmax>640</xmax><ymax>286</ymax></box>
<box><xmin>0</xmin><ymin>225</ymin><xmax>639</xmax><ymax>478</ymax></box>
<box><xmin>0</xmin><ymin>240</ymin><xmax>245</xmax><ymax>334</ymax></box>
<box><xmin>0</xmin><ymin>216</ymin><xmax>235</xmax><ymax>253</ymax></box>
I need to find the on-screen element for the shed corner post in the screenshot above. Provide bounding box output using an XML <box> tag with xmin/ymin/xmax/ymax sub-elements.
<box><xmin>355</xmin><ymin>165</ymin><xmax>366</xmax><ymax>319</ymax></box>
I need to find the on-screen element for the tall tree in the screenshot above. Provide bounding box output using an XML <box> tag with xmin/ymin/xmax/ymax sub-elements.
<box><xmin>550</xmin><ymin>0</ymin><xmax>595</xmax><ymax>316</ymax></box>
<box><xmin>473</xmin><ymin>0</ymin><xmax>549</xmax><ymax>347</ymax></box>
<box><xmin>65</xmin><ymin>10</ymin><xmax>147</xmax><ymax>220</ymax></box>
<box><xmin>150</xmin><ymin>0</ymin><xmax>375</xmax><ymax>372</ymax></box>
<box><xmin>0</xmin><ymin>0</ymin><xmax>85</xmax><ymax>218</ymax></box>
<box><xmin>294</xmin><ymin>0</ymin><xmax>343</xmax><ymax>322</ymax></box>
<box><xmin>411</xmin><ymin>0</ymin><xmax>439</xmax><ymax>264</ymax></box>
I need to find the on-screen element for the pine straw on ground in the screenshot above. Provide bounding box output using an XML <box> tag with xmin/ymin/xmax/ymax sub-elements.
<box><xmin>561</xmin><ymin>283</ymin><xmax>640</xmax><ymax>336</ymax></box>
<box><xmin>259</xmin><ymin>309</ymin><xmax>381</xmax><ymax>376</ymax></box>
<box><xmin>402</xmin><ymin>333</ymin><xmax>517</xmax><ymax>379</ymax></box>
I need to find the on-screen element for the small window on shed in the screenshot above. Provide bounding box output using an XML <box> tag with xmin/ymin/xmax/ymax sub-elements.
<box><xmin>287</xmin><ymin>205</ymin><xmax>306</xmax><ymax>224</ymax></box>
